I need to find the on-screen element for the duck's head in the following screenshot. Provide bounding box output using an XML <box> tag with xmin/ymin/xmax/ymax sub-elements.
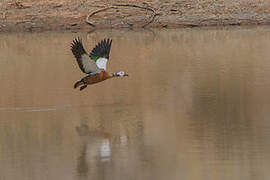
<box><xmin>112</xmin><ymin>71</ymin><xmax>128</xmax><ymax>77</ymax></box>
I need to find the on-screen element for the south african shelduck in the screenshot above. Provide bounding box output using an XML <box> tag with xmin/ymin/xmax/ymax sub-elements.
<box><xmin>71</xmin><ymin>38</ymin><xmax>128</xmax><ymax>91</ymax></box>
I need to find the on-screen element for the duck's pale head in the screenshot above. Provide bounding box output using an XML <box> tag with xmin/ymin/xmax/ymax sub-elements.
<box><xmin>112</xmin><ymin>71</ymin><xmax>128</xmax><ymax>77</ymax></box>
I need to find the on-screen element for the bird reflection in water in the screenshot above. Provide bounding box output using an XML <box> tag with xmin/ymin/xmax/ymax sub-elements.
<box><xmin>75</xmin><ymin>124</ymin><xmax>112</xmax><ymax>179</ymax></box>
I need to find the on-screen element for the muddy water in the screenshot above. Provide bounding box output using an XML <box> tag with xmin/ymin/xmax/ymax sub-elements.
<box><xmin>0</xmin><ymin>27</ymin><xmax>270</xmax><ymax>180</ymax></box>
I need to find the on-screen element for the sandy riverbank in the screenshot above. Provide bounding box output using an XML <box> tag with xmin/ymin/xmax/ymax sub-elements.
<box><xmin>0</xmin><ymin>0</ymin><xmax>270</xmax><ymax>32</ymax></box>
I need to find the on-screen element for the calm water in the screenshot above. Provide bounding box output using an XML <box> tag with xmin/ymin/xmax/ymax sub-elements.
<box><xmin>1</xmin><ymin>27</ymin><xmax>270</xmax><ymax>180</ymax></box>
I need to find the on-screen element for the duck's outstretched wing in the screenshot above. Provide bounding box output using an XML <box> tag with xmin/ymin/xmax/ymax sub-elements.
<box><xmin>71</xmin><ymin>38</ymin><xmax>101</xmax><ymax>74</ymax></box>
<box><xmin>89</xmin><ymin>39</ymin><xmax>112</xmax><ymax>70</ymax></box>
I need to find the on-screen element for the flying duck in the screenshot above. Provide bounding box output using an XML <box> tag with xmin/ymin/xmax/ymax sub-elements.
<box><xmin>71</xmin><ymin>38</ymin><xmax>128</xmax><ymax>91</ymax></box>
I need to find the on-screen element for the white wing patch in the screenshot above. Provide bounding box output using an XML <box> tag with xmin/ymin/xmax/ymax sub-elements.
<box><xmin>96</xmin><ymin>57</ymin><xmax>108</xmax><ymax>70</ymax></box>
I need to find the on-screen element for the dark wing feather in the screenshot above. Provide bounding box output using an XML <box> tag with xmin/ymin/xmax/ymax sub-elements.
<box><xmin>71</xmin><ymin>38</ymin><xmax>101</xmax><ymax>74</ymax></box>
<box><xmin>90</xmin><ymin>39</ymin><xmax>112</xmax><ymax>59</ymax></box>
<box><xmin>71</xmin><ymin>38</ymin><xmax>86</xmax><ymax>72</ymax></box>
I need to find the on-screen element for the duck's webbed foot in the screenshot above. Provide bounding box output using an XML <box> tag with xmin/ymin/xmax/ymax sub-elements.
<box><xmin>80</xmin><ymin>85</ymin><xmax>87</xmax><ymax>91</ymax></box>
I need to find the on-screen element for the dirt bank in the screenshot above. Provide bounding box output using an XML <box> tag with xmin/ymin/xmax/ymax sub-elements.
<box><xmin>0</xmin><ymin>0</ymin><xmax>270</xmax><ymax>32</ymax></box>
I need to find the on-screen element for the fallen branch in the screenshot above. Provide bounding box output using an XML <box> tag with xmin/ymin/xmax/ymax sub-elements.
<box><xmin>85</xmin><ymin>3</ymin><xmax>159</xmax><ymax>28</ymax></box>
<box><xmin>113</xmin><ymin>3</ymin><xmax>159</xmax><ymax>28</ymax></box>
<box><xmin>142</xmin><ymin>12</ymin><xmax>160</xmax><ymax>28</ymax></box>
<box><xmin>112</xmin><ymin>3</ymin><xmax>155</xmax><ymax>13</ymax></box>
<box><xmin>86</xmin><ymin>6</ymin><xmax>116</xmax><ymax>27</ymax></box>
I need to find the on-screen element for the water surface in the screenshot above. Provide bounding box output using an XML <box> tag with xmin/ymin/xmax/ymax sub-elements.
<box><xmin>1</xmin><ymin>27</ymin><xmax>270</xmax><ymax>180</ymax></box>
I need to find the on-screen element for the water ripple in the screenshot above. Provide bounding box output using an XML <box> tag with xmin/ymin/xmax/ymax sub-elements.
<box><xmin>0</xmin><ymin>104</ymin><xmax>72</xmax><ymax>112</ymax></box>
